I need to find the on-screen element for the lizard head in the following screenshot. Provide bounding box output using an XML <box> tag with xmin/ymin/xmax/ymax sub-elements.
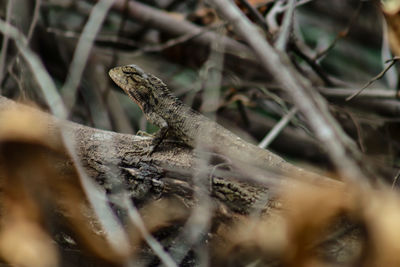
<box><xmin>109</xmin><ymin>64</ymin><xmax>160</xmax><ymax>112</ymax></box>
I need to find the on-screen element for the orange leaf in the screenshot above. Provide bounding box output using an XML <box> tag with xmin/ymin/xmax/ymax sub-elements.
<box><xmin>382</xmin><ymin>0</ymin><xmax>400</xmax><ymax>56</ymax></box>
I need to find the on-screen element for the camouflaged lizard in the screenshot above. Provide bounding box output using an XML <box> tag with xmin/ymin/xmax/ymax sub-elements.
<box><xmin>108</xmin><ymin>65</ymin><xmax>291</xmax><ymax>170</ymax></box>
<box><xmin>108</xmin><ymin>64</ymin><xmax>342</xmax><ymax>213</ymax></box>
<box><xmin>108</xmin><ymin>64</ymin><xmax>336</xmax><ymax>188</ymax></box>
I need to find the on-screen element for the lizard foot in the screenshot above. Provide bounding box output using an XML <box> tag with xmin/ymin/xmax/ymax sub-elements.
<box><xmin>137</xmin><ymin>143</ymin><xmax>157</xmax><ymax>157</ymax></box>
<box><xmin>144</xmin><ymin>127</ymin><xmax>168</xmax><ymax>156</ymax></box>
<box><xmin>139</xmin><ymin>137</ymin><xmax>162</xmax><ymax>157</ymax></box>
<box><xmin>136</xmin><ymin>130</ymin><xmax>154</xmax><ymax>137</ymax></box>
<box><xmin>145</xmin><ymin>137</ymin><xmax>163</xmax><ymax>156</ymax></box>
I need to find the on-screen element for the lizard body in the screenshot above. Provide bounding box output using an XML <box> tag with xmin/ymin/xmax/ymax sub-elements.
<box><xmin>109</xmin><ymin>64</ymin><xmax>288</xmax><ymax>172</ymax></box>
<box><xmin>109</xmin><ymin>65</ymin><xmax>342</xmax><ymax>212</ymax></box>
<box><xmin>109</xmin><ymin>65</ymin><xmax>336</xmax><ymax>186</ymax></box>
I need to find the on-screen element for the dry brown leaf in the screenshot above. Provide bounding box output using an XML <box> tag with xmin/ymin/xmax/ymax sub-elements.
<box><xmin>212</xmin><ymin>214</ymin><xmax>288</xmax><ymax>266</ymax></box>
<box><xmin>279</xmin><ymin>183</ymin><xmax>359</xmax><ymax>266</ymax></box>
<box><xmin>361</xmin><ymin>190</ymin><xmax>400</xmax><ymax>267</ymax></box>
<box><xmin>219</xmin><ymin>181</ymin><xmax>400</xmax><ymax>267</ymax></box>
<box><xmin>0</xmin><ymin>220</ymin><xmax>58</xmax><ymax>267</ymax></box>
<box><xmin>188</xmin><ymin>7</ymin><xmax>218</xmax><ymax>26</ymax></box>
<box><xmin>139</xmin><ymin>197</ymin><xmax>189</xmax><ymax>232</ymax></box>
<box><xmin>124</xmin><ymin>197</ymin><xmax>190</xmax><ymax>248</ymax></box>
<box><xmin>382</xmin><ymin>0</ymin><xmax>400</xmax><ymax>57</ymax></box>
<box><xmin>246</xmin><ymin>0</ymin><xmax>273</xmax><ymax>7</ymax></box>
<box><xmin>0</xmin><ymin>104</ymin><xmax>130</xmax><ymax>264</ymax></box>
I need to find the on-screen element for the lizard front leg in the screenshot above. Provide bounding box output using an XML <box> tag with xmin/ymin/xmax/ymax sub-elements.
<box><xmin>144</xmin><ymin>111</ymin><xmax>169</xmax><ymax>155</ymax></box>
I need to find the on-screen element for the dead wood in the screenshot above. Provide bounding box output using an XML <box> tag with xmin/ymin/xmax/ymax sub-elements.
<box><xmin>0</xmin><ymin>95</ymin><xmax>366</xmax><ymax>266</ymax></box>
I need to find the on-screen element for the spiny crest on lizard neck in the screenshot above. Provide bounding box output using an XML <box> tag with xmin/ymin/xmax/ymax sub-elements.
<box><xmin>146</xmin><ymin>73</ymin><xmax>179</xmax><ymax>101</ymax></box>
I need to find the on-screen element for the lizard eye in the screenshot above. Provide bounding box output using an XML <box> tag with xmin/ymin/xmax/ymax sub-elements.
<box><xmin>122</xmin><ymin>69</ymin><xmax>134</xmax><ymax>74</ymax></box>
<box><xmin>122</xmin><ymin>65</ymin><xmax>148</xmax><ymax>78</ymax></box>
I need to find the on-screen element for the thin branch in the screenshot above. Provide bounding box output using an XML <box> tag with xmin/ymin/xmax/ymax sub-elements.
<box><xmin>112</xmin><ymin>194</ymin><xmax>177</xmax><ymax>267</ymax></box>
<box><xmin>236</xmin><ymin>0</ymin><xmax>271</xmax><ymax>37</ymax></box>
<box><xmin>61</xmin><ymin>0</ymin><xmax>114</xmax><ymax>112</ymax></box>
<box><xmin>346</xmin><ymin>57</ymin><xmax>400</xmax><ymax>101</ymax></box>
<box><xmin>258</xmin><ymin>107</ymin><xmax>298</xmax><ymax>149</ymax></box>
<box><xmin>291</xmin><ymin>41</ymin><xmax>334</xmax><ymax>86</ymax></box>
<box><xmin>0</xmin><ymin>0</ymin><xmax>14</xmax><ymax>89</ymax></box>
<box><xmin>0</xmin><ymin>20</ymin><xmax>66</xmax><ymax>118</ymax></box>
<box><xmin>275</xmin><ymin>0</ymin><xmax>296</xmax><ymax>51</ymax></box>
<box><xmin>381</xmin><ymin>18</ymin><xmax>398</xmax><ymax>89</ymax></box>
<box><xmin>47</xmin><ymin>27</ymin><xmax>139</xmax><ymax>47</ymax></box>
<box><xmin>90</xmin><ymin>0</ymin><xmax>254</xmax><ymax>59</ymax></box>
<box><xmin>27</xmin><ymin>0</ymin><xmax>42</xmax><ymax>41</ymax></box>
<box><xmin>392</xmin><ymin>169</ymin><xmax>400</xmax><ymax>189</ymax></box>
<box><xmin>6</xmin><ymin>1</ymin><xmax>45</xmax><ymax>92</ymax></box>
<box><xmin>319</xmin><ymin>87</ymin><xmax>400</xmax><ymax>99</ymax></box>
<box><xmin>168</xmin><ymin>158</ymin><xmax>213</xmax><ymax>265</ymax></box>
<box><xmin>133</xmin><ymin>22</ymin><xmax>228</xmax><ymax>56</ymax></box>
<box><xmin>208</xmin><ymin>0</ymin><xmax>369</xmax><ymax>185</ymax></box>
<box><xmin>266</xmin><ymin>0</ymin><xmax>284</xmax><ymax>33</ymax></box>
<box><xmin>345</xmin><ymin>111</ymin><xmax>365</xmax><ymax>153</ymax></box>
<box><xmin>349</xmin><ymin>98</ymin><xmax>400</xmax><ymax>118</ymax></box>
<box><xmin>266</xmin><ymin>0</ymin><xmax>312</xmax><ymax>34</ymax></box>
<box><xmin>314</xmin><ymin>2</ymin><xmax>362</xmax><ymax>61</ymax></box>
<box><xmin>0</xmin><ymin>0</ymin><xmax>42</xmax><ymax>89</ymax></box>
<box><xmin>286</xmin><ymin>0</ymin><xmax>313</xmax><ymax>9</ymax></box>
<box><xmin>105</xmin><ymin>0</ymin><xmax>135</xmax><ymax>134</ymax></box>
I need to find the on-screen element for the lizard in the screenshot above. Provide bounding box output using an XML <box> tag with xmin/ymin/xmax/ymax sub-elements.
<box><xmin>108</xmin><ymin>64</ymin><xmax>336</xmax><ymax>184</ymax></box>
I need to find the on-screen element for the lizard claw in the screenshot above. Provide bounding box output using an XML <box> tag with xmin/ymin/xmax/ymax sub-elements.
<box><xmin>137</xmin><ymin>129</ymin><xmax>167</xmax><ymax>156</ymax></box>
<box><xmin>137</xmin><ymin>130</ymin><xmax>154</xmax><ymax>137</ymax></box>
<box><xmin>141</xmin><ymin>139</ymin><xmax>162</xmax><ymax>157</ymax></box>
<box><xmin>139</xmin><ymin>143</ymin><xmax>156</xmax><ymax>157</ymax></box>
<box><xmin>146</xmin><ymin>145</ymin><xmax>157</xmax><ymax>156</ymax></box>
<box><xmin>146</xmin><ymin>126</ymin><xmax>169</xmax><ymax>156</ymax></box>
<box><xmin>146</xmin><ymin>136</ymin><xmax>163</xmax><ymax>156</ymax></box>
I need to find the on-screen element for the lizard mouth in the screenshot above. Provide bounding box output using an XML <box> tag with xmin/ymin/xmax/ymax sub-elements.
<box><xmin>109</xmin><ymin>66</ymin><xmax>135</xmax><ymax>90</ymax></box>
<box><xmin>108</xmin><ymin>67</ymin><xmax>124</xmax><ymax>86</ymax></box>
<box><xmin>108</xmin><ymin>66</ymin><xmax>149</xmax><ymax>110</ymax></box>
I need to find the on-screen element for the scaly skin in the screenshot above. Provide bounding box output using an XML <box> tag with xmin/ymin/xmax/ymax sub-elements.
<box><xmin>108</xmin><ymin>64</ymin><xmax>331</xmax><ymax>181</ymax></box>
